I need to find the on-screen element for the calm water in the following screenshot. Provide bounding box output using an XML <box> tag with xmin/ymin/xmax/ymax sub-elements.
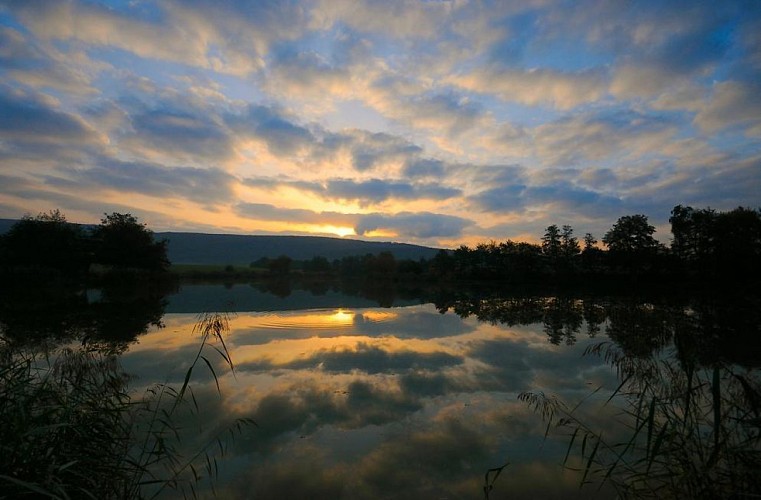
<box><xmin>3</xmin><ymin>281</ymin><xmax>759</xmax><ymax>498</ymax></box>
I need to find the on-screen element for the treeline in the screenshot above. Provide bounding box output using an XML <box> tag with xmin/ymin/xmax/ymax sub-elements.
<box><xmin>251</xmin><ymin>205</ymin><xmax>761</xmax><ymax>285</ymax></box>
<box><xmin>4</xmin><ymin>205</ymin><xmax>759</xmax><ymax>286</ymax></box>
<box><xmin>0</xmin><ymin>210</ymin><xmax>169</xmax><ymax>281</ymax></box>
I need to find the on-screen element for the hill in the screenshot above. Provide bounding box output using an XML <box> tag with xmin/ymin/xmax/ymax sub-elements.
<box><xmin>0</xmin><ymin>219</ymin><xmax>441</xmax><ymax>264</ymax></box>
<box><xmin>156</xmin><ymin>232</ymin><xmax>441</xmax><ymax>265</ymax></box>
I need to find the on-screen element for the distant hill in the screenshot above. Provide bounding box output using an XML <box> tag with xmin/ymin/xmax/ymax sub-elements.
<box><xmin>156</xmin><ymin>232</ymin><xmax>441</xmax><ymax>265</ymax></box>
<box><xmin>0</xmin><ymin>219</ymin><xmax>441</xmax><ymax>264</ymax></box>
<box><xmin>0</xmin><ymin>219</ymin><xmax>16</xmax><ymax>234</ymax></box>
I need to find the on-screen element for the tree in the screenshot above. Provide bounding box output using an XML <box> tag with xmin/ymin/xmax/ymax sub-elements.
<box><xmin>94</xmin><ymin>213</ymin><xmax>169</xmax><ymax>271</ymax></box>
<box><xmin>669</xmin><ymin>205</ymin><xmax>716</xmax><ymax>265</ymax></box>
<box><xmin>367</xmin><ymin>251</ymin><xmax>397</xmax><ymax>276</ymax></box>
<box><xmin>268</xmin><ymin>255</ymin><xmax>292</xmax><ymax>275</ymax></box>
<box><xmin>583</xmin><ymin>233</ymin><xmax>597</xmax><ymax>252</ymax></box>
<box><xmin>561</xmin><ymin>225</ymin><xmax>580</xmax><ymax>258</ymax></box>
<box><xmin>542</xmin><ymin>225</ymin><xmax>562</xmax><ymax>258</ymax></box>
<box><xmin>0</xmin><ymin>210</ymin><xmax>90</xmax><ymax>275</ymax></box>
<box><xmin>303</xmin><ymin>256</ymin><xmax>332</xmax><ymax>273</ymax></box>
<box><xmin>711</xmin><ymin>207</ymin><xmax>761</xmax><ymax>279</ymax></box>
<box><xmin>429</xmin><ymin>249</ymin><xmax>453</xmax><ymax>278</ymax></box>
<box><xmin>602</xmin><ymin>215</ymin><xmax>659</xmax><ymax>255</ymax></box>
<box><xmin>581</xmin><ymin>232</ymin><xmax>604</xmax><ymax>270</ymax></box>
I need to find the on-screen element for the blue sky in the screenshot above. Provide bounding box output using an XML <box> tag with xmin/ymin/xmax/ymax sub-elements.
<box><xmin>1</xmin><ymin>0</ymin><xmax>759</xmax><ymax>246</ymax></box>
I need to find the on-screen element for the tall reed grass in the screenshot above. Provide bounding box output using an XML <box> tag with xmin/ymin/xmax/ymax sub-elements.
<box><xmin>0</xmin><ymin>312</ymin><xmax>255</xmax><ymax>499</ymax></box>
<box><xmin>519</xmin><ymin>341</ymin><xmax>761</xmax><ymax>498</ymax></box>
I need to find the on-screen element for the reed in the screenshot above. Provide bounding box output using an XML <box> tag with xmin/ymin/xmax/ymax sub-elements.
<box><xmin>0</xmin><ymin>312</ymin><xmax>255</xmax><ymax>499</ymax></box>
<box><xmin>519</xmin><ymin>342</ymin><xmax>761</xmax><ymax>498</ymax></box>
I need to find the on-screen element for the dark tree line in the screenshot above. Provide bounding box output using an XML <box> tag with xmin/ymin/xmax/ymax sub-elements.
<box><xmin>271</xmin><ymin>205</ymin><xmax>760</xmax><ymax>285</ymax></box>
<box><xmin>236</xmin><ymin>204</ymin><xmax>761</xmax><ymax>286</ymax></box>
<box><xmin>8</xmin><ymin>205</ymin><xmax>758</xmax><ymax>286</ymax></box>
<box><xmin>0</xmin><ymin>210</ymin><xmax>169</xmax><ymax>280</ymax></box>
<box><xmin>417</xmin><ymin>205</ymin><xmax>760</xmax><ymax>284</ymax></box>
<box><xmin>670</xmin><ymin>205</ymin><xmax>761</xmax><ymax>278</ymax></box>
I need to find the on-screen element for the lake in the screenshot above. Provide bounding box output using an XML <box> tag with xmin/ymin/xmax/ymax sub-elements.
<box><xmin>2</xmin><ymin>280</ymin><xmax>760</xmax><ymax>498</ymax></box>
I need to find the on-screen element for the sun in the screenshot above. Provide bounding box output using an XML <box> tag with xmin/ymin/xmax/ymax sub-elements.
<box><xmin>324</xmin><ymin>225</ymin><xmax>355</xmax><ymax>237</ymax></box>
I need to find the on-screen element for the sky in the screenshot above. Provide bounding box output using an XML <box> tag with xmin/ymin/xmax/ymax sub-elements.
<box><xmin>1</xmin><ymin>0</ymin><xmax>760</xmax><ymax>248</ymax></box>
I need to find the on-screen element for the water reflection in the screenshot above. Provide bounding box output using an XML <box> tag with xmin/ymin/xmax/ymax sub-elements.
<box><xmin>0</xmin><ymin>277</ymin><xmax>174</xmax><ymax>353</ymax></box>
<box><xmin>436</xmin><ymin>292</ymin><xmax>761</xmax><ymax>366</ymax></box>
<box><xmin>121</xmin><ymin>296</ymin><xmax>624</xmax><ymax>498</ymax></box>
<box><xmin>2</xmin><ymin>282</ymin><xmax>759</xmax><ymax>498</ymax></box>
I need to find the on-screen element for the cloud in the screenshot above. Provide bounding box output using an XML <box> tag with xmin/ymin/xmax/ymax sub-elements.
<box><xmin>332</xmin><ymin>129</ymin><xmax>422</xmax><ymax>172</ymax></box>
<box><xmin>324</xmin><ymin>178</ymin><xmax>460</xmax><ymax>205</ymax></box>
<box><xmin>6</xmin><ymin>0</ymin><xmax>305</xmax><ymax>76</ymax></box>
<box><xmin>272</xmin><ymin>343</ymin><xmax>463</xmax><ymax>374</ymax></box>
<box><xmin>235</xmin><ymin>202</ymin><xmax>354</xmax><ymax>226</ymax></box>
<box><xmin>231</xmin><ymin>108</ymin><xmax>422</xmax><ymax>171</ymax></box>
<box><xmin>123</xmin><ymin>108</ymin><xmax>234</xmax><ymax>164</ymax></box>
<box><xmin>264</xmin><ymin>42</ymin><xmax>355</xmax><ymax>100</ymax></box>
<box><xmin>55</xmin><ymin>159</ymin><xmax>237</xmax><ymax>205</ymax></box>
<box><xmin>245</xmin><ymin>379</ymin><xmax>423</xmax><ymax>442</ymax></box>
<box><xmin>0</xmin><ymin>171</ymin><xmax>177</xmax><ymax>226</ymax></box>
<box><xmin>0</xmin><ymin>85</ymin><xmax>101</xmax><ymax>146</ymax></box>
<box><xmin>2</xmin><ymin>0</ymin><xmax>760</xmax><ymax>246</ymax></box>
<box><xmin>532</xmin><ymin>109</ymin><xmax>679</xmax><ymax>166</ymax></box>
<box><xmin>694</xmin><ymin>81</ymin><xmax>761</xmax><ymax>135</ymax></box>
<box><xmin>402</xmin><ymin>158</ymin><xmax>447</xmax><ymax>179</ymax></box>
<box><xmin>352</xmin><ymin>310</ymin><xmax>475</xmax><ymax>340</ymax></box>
<box><xmin>355</xmin><ymin>212</ymin><xmax>472</xmax><ymax>239</ymax></box>
<box><xmin>367</xmin><ymin>83</ymin><xmax>489</xmax><ymax>137</ymax></box>
<box><xmin>236</xmin><ymin>202</ymin><xmax>473</xmax><ymax>240</ymax></box>
<box><xmin>310</xmin><ymin>0</ymin><xmax>455</xmax><ymax>39</ymax></box>
<box><xmin>449</xmin><ymin>67</ymin><xmax>608</xmax><ymax>110</ymax></box>
<box><xmin>230</xmin><ymin>104</ymin><xmax>315</xmax><ymax>156</ymax></box>
<box><xmin>242</xmin><ymin>172</ymin><xmax>462</xmax><ymax>211</ymax></box>
<box><xmin>0</xmin><ymin>26</ymin><xmax>101</xmax><ymax>95</ymax></box>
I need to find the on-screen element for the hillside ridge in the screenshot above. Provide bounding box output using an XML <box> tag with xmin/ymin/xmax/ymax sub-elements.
<box><xmin>0</xmin><ymin>219</ymin><xmax>441</xmax><ymax>264</ymax></box>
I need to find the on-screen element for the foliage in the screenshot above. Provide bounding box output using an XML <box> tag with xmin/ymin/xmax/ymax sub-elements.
<box><xmin>302</xmin><ymin>255</ymin><xmax>332</xmax><ymax>273</ymax></box>
<box><xmin>0</xmin><ymin>347</ymin><xmax>132</xmax><ymax>498</ymax></box>
<box><xmin>0</xmin><ymin>210</ymin><xmax>169</xmax><ymax>278</ymax></box>
<box><xmin>267</xmin><ymin>255</ymin><xmax>292</xmax><ymax>275</ymax></box>
<box><xmin>583</xmin><ymin>233</ymin><xmax>597</xmax><ymax>251</ymax></box>
<box><xmin>669</xmin><ymin>205</ymin><xmax>716</xmax><ymax>265</ymax></box>
<box><xmin>561</xmin><ymin>225</ymin><xmax>580</xmax><ymax>258</ymax></box>
<box><xmin>541</xmin><ymin>224</ymin><xmax>562</xmax><ymax>258</ymax></box>
<box><xmin>95</xmin><ymin>213</ymin><xmax>169</xmax><ymax>271</ymax></box>
<box><xmin>519</xmin><ymin>343</ymin><xmax>761</xmax><ymax>498</ymax></box>
<box><xmin>0</xmin><ymin>312</ymin><xmax>255</xmax><ymax>499</ymax></box>
<box><xmin>669</xmin><ymin>205</ymin><xmax>761</xmax><ymax>282</ymax></box>
<box><xmin>602</xmin><ymin>214</ymin><xmax>659</xmax><ymax>255</ymax></box>
<box><xmin>0</xmin><ymin>210</ymin><xmax>90</xmax><ymax>276</ymax></box>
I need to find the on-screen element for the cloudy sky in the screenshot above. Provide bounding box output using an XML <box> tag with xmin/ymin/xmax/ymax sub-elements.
<box><xmin>1</xmin><ymin>1</ymin><xmax>759</xmax><ymax>247</ymax></box>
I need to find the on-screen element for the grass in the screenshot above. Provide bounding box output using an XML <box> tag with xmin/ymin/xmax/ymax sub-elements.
<box><xmin>518</xmin><ymin>342</ymin><xmax>761</xmax><ymax>498</ymax></box>
<box><xmin>169</xmin><ymin>264</ymin><xmax>268</xmax><ymax>280</ymax></box>
<box><xmin>0</xmin><ymin>312</ymin><xmax>255</xmax><ymax>499</ymax></box>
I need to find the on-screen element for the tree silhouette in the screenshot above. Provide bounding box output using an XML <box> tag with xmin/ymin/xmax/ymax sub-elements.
<box><xmin>541</xmin><ymin>224</ymin><xmax>562</xmax><ymax>258</ymax></box>
<box><xmin>583</xmin><ymin>233</ymin><xmax>597</xmax><ymax>251</ymax></box>
<box><xmin>669</xmin><ymin>205</ymin><xmax>716</xmax><ymax>268</ymax></box>
<box><xmin>603</xmin><ymin>215</ymin><xmax>658</xmax><ymax>254</ymax></box>
<box><xmin>0</xmin><ymin>210</ymin><xmax>90</xmax><ymax>276</ymax></box>
<box><xmin>561</xmin><ymin>225</ymin><xmax>580</xmax><ymax>258</ymax></box>
<box><xmin>268</xmin><ymin>255</ymin><xmax>292</xmax><ymax>275</ymax></box>
<box><xmin>95</xmin><ymin>213</ymin><xmax>169</xmax><ymax>271</ymax></box>
<box><xmin>602</xmin><ymin>215</ymin><xmax>662</xmax><ymax>273</ymax></box>
<box><xmin>712</xmin><ymin>207</ymin><xmax>761</xmax><ymax>280</ymax></box>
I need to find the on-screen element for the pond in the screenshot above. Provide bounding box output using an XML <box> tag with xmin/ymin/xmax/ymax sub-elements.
<box><xmin>1</xmin><ymin>280</ymin><xmax>760</xmax><ymax>499</ymax></box>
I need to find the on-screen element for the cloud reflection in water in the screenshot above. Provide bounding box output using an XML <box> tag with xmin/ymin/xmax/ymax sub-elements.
<box><xmin>121</xmin><ymin>303</ymin><xmax>619</xmax><ymax>499</ymax></box>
